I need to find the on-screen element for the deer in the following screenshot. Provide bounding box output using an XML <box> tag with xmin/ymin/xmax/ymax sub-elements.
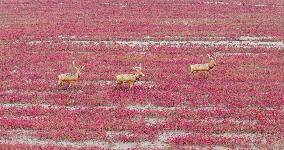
<box><xmin>116</xmin><ymin>64</ymin><xmax>145</xmax><ymax>88</ymax></box>
<box><xmin>58</xmin><ymin>61</ymin><xmax>85</xmax><ymax>88</ymax></box>
<box><xmin>188</xmin><ymin>54</ymin><xmax>216</xmax><ymax>76</ymax></box>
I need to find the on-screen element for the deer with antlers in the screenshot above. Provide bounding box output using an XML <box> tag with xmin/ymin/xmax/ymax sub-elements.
<box><xmin>188</xmin><ymin>54</ymin><xmax>216</xmax><ymax>76</ymax></box>
<box><xmin>58</xmin><ymin>61</ymin><xmax>85</xmax><ymax>88</ymax></box>
<box><xmin>116</xmin><ymin>64</ymin><xmax>145</xmax><ymax>88</ymax></box>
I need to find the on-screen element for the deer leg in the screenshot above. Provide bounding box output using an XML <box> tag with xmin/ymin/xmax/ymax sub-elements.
<box><xmin>129</xmin><ymin>82</ymin><xmax>134</xmax><ymax>89</ymax></box>
<box><xmin>189</xmin><ymin>69</ymin><xmax>195</xmax><ymax>76</ymax></box>
<box><xmin>115</xmin><ymin>81</ymin><xmax>122</xmax><ymax>90</ymax></box>
<box><xmin>68</xmin><ymin>82</ymin><xmax>72</xmax><ymax>88</ymax></box>
<box><xmin>116</xmin><ymin>82</ymin><xmax>122</xmax><ymax>88</ymax></box>
<box><xmin>58</xmin><ymin>80</ymin><xmax>63</xmax><ymax>86</ymax></box>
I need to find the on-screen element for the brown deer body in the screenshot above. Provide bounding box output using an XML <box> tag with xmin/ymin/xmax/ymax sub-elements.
<box><xmin>116</xmin><ymin>65</ymin><xmax>145</xmax><ymax>88</ymax></box>
<box><xmin>58</xmin><ymin>61</ymin><xmax>85</xmax><ymax>88</ymax></box>
<box><xmin>189</xmin><ymin>54</ymin><xmax>216</xmax><ymax>76</ymax></box>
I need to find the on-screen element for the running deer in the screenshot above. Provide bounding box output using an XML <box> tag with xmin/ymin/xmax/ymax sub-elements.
<box><xmin>58</xmin><ymin>61</ymin><xmax>85</xmax><ymax>88</ymax></box>
<box><xmin>116</xmin><ymin>64</ymin><xmax>145</xmax><ymax>88</ymax></box>
<box><xmin>189</xmin><ymin>54</ymin><xmax>216</xmax><ymax>76</ymax></box>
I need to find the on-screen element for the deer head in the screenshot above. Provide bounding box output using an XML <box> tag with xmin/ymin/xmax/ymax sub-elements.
<box><xmin>207</xmin><ymin>54</ymin><xmax>216</xmax><ymax>68</ymax></box>
<box><xmin>73</xmin><ymin>61</ymin><xmax>85</xmax><ymax>75</ymax></box>
<box><xmin>133</xmin><ymin>64</ymin><xmax>145</xmax><ymax>77</ymax></box>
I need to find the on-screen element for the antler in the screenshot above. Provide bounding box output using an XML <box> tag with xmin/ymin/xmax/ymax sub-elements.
<box><xmin>133</xmin><ymin>64</ymin><xmax>142</xmax><ymax>71</ymax></box>
<box><xmin>72</xmin><ymin>61</ymin><xmax>79</xmax><ymax>70</ymax></box>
